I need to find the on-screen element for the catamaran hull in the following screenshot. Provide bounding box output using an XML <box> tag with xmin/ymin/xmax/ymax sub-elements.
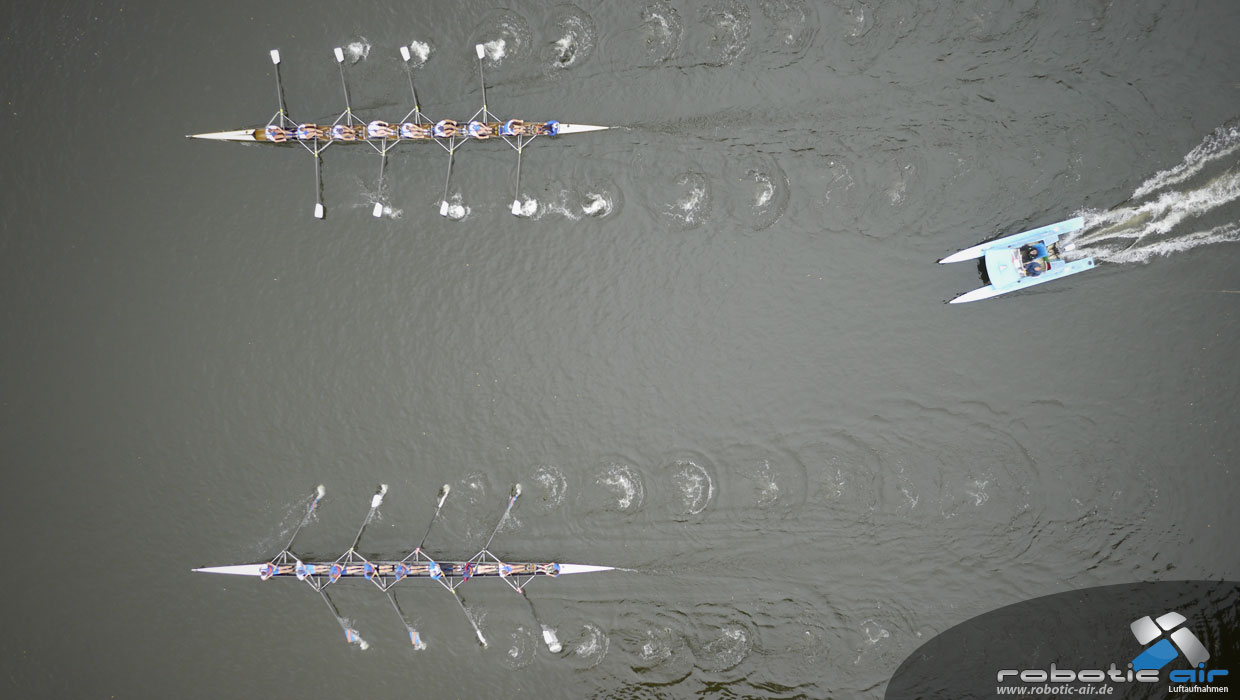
<box><xmin>948</xmin><ymin>258</ymin><xmax>1096</xmax><ymax>303</ymax></box>
<box><xmin>938</xmin><ymin>217</ymin><xmax>1085</xmax><ymax>264</ymax></box>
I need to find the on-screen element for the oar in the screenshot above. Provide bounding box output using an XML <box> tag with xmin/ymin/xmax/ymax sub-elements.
<box><xmin>270</xmin><ymin>49</ymin><xmax>291</xmax><ymax>127</ymax></box>
<box><xmin>523</xmin><ymin>592</ymin><xmax>562</xmax><ymax>653</ymax></box>
<box><xmin>482</xmin><ymin>484</ymin><xmax>521</xmax><ymax>552</ymax></box>
<box><xmin>450</xmin><ymin>589</ymin><xmax>488</xmax><ymax>647</ymax></box>
<box><xmin>386</xmin><ymin>589</ymin><xmax>425</xmax><ymax>650</ymax></box>
<box><xmin>417</xmin><ymin>483</ymin><xmax>451</xmax><ymax>552</ymax></box>
<box><xmin>313</xmin><ymin>152</ymin><xmax>324</xmax><ymax>219</ymax></box>
<box><xmin>510</xmin><ymin>145</ymin><xmax>525</xmax><ymax>216</ymax></box>
<box><xmin>348</xmin><ymin>484</ymin><xmax>389</xmax><ymax>553</ymax></box>
<box><xmin>318</xmin><ymin>588</ymin><xmax>368</xmax><ymax>649</ymax></box>
<box><xmin>283</xmin><ymin>484</ymin><xmax>326</xmax><ymax>552</ymax></box>
<box><xmin>372</xmin><ymin>152</ymin><xmax>388</xmax><ymax>218</ymax></box>
<box><xmin>475</xmin><ymin>44</ymin><xmax>490</xmax><ymax>121</ymax></box>
<box><xmin>399</xmin><ymin>45</ymin><xmax>423</xmax><ymax>119</ymax></box>
<box><xmin>333</xmin><ymin>46</ymin><xmax>355</xmax><ymax>126</ymax></box>
<box><xmin>439</xmin><ymin>146</ymin><xmax>457</xmax><ymax>217</ymax></box>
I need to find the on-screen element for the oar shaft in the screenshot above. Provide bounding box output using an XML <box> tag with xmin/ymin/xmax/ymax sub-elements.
<box><xmin>283</xmin><ymin>485</ymin><xmax>326</xmax><ymax>551</ymax></box>
<box><xmin>319</xmin><ymin>588</ymin><xmax>366</xmax><ymax>648</ymax></box>
<box><xmin>482</xmin><ymin>485</ymin><xmax>521</xmax><ymax>552</ymax></box>
<box><xmin>440</xmin><ymin>147</ymin><xmax>457</xmax><ymax>213</ymax></box>
<box><xmin>336</xmin><ymin>56</ymin><xmax>353</xmax><ymax>124</ymax></box>
<box><xmin>349</xmin><ymin>484</ymin><xmax>388</xmax><ymax>552</ymax></box>
<box><xmin>417</xmin><ymin>484</ymin><xmax>451</xmax><ymax>550</ymax></box>
<box><xmin>476</xmin><ymin>44</ymin><xmax>488</xmax><ymax>117</ymax></box>
<box><xmin>452</xmin><ymin>590</ymin><xmax>487</xmax><ymax>648</ymax></box>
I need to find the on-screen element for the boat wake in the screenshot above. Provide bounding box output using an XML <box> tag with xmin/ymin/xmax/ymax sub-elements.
<box><xmin>1065</xmin><ymin>123</ymin><xmax>1240</xmax><ymax>264</ymax></box>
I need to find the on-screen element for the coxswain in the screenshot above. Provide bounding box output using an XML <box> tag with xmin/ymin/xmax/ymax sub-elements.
<box><xmin>400</xmin><ymin>122</ymin><xmax>431</xmax><ymax>139</ymax></box>
<box><xmin>330</xmin><ymin>124</ymin><xmax>357</xmax><ymax>141</ymax></box>
<box><xmin>537</xmin><ymin>120</ymin><xmax>561</xmax><ymax>136</ymax></box>
<box><xmin>433</xmin><ymin>119</ymin><xmax>458</xmax><ymax>138</ymax></box>
<box><xmin>264</xmin><ymin>125</ymin><xmax>291</xmax><ymax>143</ymax></box>
<box><xmin>259</xmin><ymin>563</ymin><xmax>278</xmax><ymax>580</ymax></box>
<box><xmin>467</xmin><ymin>120</ymin><xmax>492</xmax><ymax>139</ymax></box>
<box><xmin>366</xmin><ymin>120</ymin><xmax>396</xmax><ymax>139</ymax></box>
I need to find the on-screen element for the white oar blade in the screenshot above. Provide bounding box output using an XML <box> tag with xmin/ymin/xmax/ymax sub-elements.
<box><xmin>510</xmin><ymin>199</ymin><xmax>522</xmax><ymax>216</ymax></box>
<box><xmin>194</xmin><ymin>564</ymin><xmax>266</xmax><ymax>576</ymax></box>
<box><xmin>556</xmin><ymin>564</ymin><xmax>615</xmax><ymax>575</ymax></box>
<box><xmin>371</xmin><ymin>484</ymin><xmax>388</xmax><ymax>508</ymax></box>
<box><xmin>270</xmin><ymin>49</ymin><xmax>281</xmax><ymax>65</ymax></box>
<box><xmin>314</xmin><ymin>203</ymin><xmax>325</xmax><ymax>219</ymax></box>
<box><xmin>372</xmin><ymin>202</ymin><xmax>384</xmax><ymax>217</ymax></box>
<box><xmin>400</xmin><ymin>45</ymin><xmax>411</xmax><ymax>62</ymax></box>
<box><xmin>475</xmin><ymin>43</ymin><xmax>486</xmax><ymax>59</ymax></box>
<box><xmin>439</xmin><ymin>200</ymin><xmax>449</xmax><ymax>216</ymax></box>
<box><xmin>541</xmin><ymin>625</ymin><xmax>562</xmax><ymax>653</ymax></box>
<box><xmin>334</xmin><ymin>46</ymin><xmax>345</xmax><ymax>63</ymax></box>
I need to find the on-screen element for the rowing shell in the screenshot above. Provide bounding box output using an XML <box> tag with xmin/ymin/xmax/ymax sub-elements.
<box><xmin>188</xmin><ymin>44</ymin><xmax>611</xmax><ymax>219</ymax></box>
<box><xmin>195</xmin><ymin>483</ymin><xmax>613</xmax><ymax>652</ymax></box>
<box><xmin>194</xmin><ymin>562</ymin><xmax>613</xmax><ymax>577</ymax></box>
<box><xmin>188</xmin><ymin>123</ymin><xmax>609</xmax><ymax>142</ymax></box>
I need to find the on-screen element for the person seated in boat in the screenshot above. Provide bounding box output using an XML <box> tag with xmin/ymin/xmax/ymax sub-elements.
<box><xmin>264</xmin><ymin>125</ymin><xmax>292</xmax><ymax>143</ymax></box>
<box><xmin>330</xmin><ymin>123</ymin><xmax>358</xmax><ymax>141</ymax></box>
<box><xmin>399</xmin><ymin>122</ymin><xmax>431</xmax><ymax>139</ymax></box>
<box><xmin>366</xmin><ymin>120</ymin><xmax>397</xmax><ymax>139</ymax></box>
<box><xmin>467</xmin><ymin>120</ymin><xmax>492</xmax><ymax>139</ymax></box>
<box><xmin>1024</xmin><ymin>260</ymin><xmax>1046</xmax><ymax>277</ymax></box>
<box><xmin>1020</xmin><ymin>241</ymin><xmax>1048</xmax><ymax>262</ymax></box>
<box><xmin>500</xmin><ymin>118</ymin><xmax>524</xmax><ymax>136</ymax></box>
<box><xmin>296</xmin><ymin>123</ymin><xmax>324</xmax><ymax>140</ymax></box>
<box><xmin>536</xmin><ymin>120</ymin><xmax>561</xmax><ymax>136</ymax></box>
<box><xmin>433</xmin><ymin>119</ymin><xmax>459</xmax><ymax>138</ymax></box>
<box><xmin>259</xmin><ymin>563</ymin><xmax>278</xmax><ymax>580</ymax></box>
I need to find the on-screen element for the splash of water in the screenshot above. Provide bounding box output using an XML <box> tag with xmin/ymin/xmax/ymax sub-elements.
<box><xmin>1066</xmin><ymin>123</ymin><xmax>1240</xmax><ymax>264</ymax></box>
<box><xmin>407</xmin><ymin>40</ymin><xmax>431</xmax><ymax>66</ymax></box>
<box><xmin>344</xmin><ymin>38</ymin><xmax>370</xmax><ymax>63</ymax></box>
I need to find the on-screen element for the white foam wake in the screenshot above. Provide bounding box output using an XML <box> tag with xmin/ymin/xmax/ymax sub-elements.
<box><xmin>1132</xmin><ymin>124</ymin><xmax>1240</xmax><ymax>199</ymax></box>
<box><xmin>1066</xmin><ymin>122</ymin><xmax>1240</xmax><ymax>264</ymax></box>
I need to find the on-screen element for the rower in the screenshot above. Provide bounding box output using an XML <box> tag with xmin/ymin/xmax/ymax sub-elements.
<box><xmin>260</xmin><ymin>562</ymin><xmax>278</xmax><ymax>580</ymax></box>
<box><xmin>433</xmin><ymin>119</ymin><xmax>458</xmax><ymax>138</ymax></box>
<box><xmin>400</xmin><ymin>122</ymin><xmax>430</xmax><ymax>139</ymax></box>
<box><xmin>467</xmin><ymin>120</ymin><xmax>492</xmax><ymax>139</ymax></box>
<box><xmin>500</xmin><ymin>119</ymin><xmax>523</xmax><ymax>136</ymax></box>
<box><xmin>297</xmin><ymin>123</ymin><xmax>324</xmax><ymax>140</ymax></box>
<box><xmin>264</xmin><ymin>125</ymin><xmax>292</xmax><ymax>143</ymax></box>
<box><xmin>330</xmin><ymin>124</ymin><xmax>357</xmax><ymax>141</ymax></box>
<box><xmin>366</xmin><ymin>120</ymin><xmax>396</xmax><ymax>139</ymax></box>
